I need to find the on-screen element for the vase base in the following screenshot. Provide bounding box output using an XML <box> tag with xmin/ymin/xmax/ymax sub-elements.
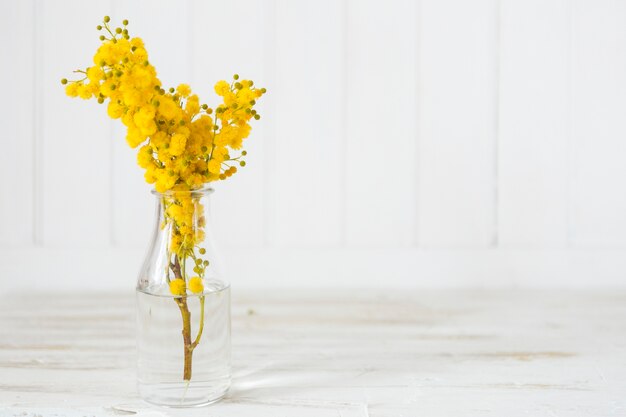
<box><xmin>138</xmin><ymin>381</ymin><xmax>230</xmax><ymax>407</ymax></box>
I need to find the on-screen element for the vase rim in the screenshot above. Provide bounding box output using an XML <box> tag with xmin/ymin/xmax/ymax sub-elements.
<box><xmin>151</xmin><ymin>185</ymin><xmax>215</xmax><ymax>197</ymax></box>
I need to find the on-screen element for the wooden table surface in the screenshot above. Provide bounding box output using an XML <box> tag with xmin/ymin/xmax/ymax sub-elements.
<box><xmin>1</xmin><ymin>289</ymin><xmax>625</xmax><ymax>417</ymax></box>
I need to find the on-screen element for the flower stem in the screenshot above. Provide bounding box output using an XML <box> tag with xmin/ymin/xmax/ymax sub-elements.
<box><xmin>191</xmin><ymin>296</ymin><xmax>205</xmax><ymax>349</ymax></box>
<box><xmin>171</xmin><ymin>254</ymin><xmax>206</xmax><ymax>382</ymax></box>
<box><xmin>171</xmin><ymin>254</ymin><xmax>193</xmax><ymax>381</ymax></box>
<box><xmin>175</xmin><ymin>295</ymin><xmax>193</xmax><ymax>381</ymax></box>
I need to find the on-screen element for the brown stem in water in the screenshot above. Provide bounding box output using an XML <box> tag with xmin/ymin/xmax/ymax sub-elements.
<box><xmin>171</xmin><ymin>255</ymin><xmax>194</xmax><ymax>381</ymax></box>
<box><xmin>175</xmin><ymin>295</ymin><xmax>193</xmax><ymax>381</ymax></box>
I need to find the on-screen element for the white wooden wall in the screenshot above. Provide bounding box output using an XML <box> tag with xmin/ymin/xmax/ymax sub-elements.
<box><xmin>1</xmin><ymin>0</ymin><xmax>626</xmax><ymax>292</ymax></box>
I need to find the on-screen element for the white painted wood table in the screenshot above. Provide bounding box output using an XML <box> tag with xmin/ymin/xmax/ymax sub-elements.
<box><xmin>1</xmin><ymin>290</ymin><xmax>625</xmax><ymax>416</ymax></box>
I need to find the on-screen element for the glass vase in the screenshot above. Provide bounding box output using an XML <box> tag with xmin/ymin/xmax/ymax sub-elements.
<box><xmin>136</xmin><ymin>187</ymin><xmax>231</xmax><ymax>407</ymax></box>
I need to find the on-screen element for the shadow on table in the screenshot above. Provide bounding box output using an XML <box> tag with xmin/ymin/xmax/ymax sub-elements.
<box><xmin>224</xmin><ymin>357</ymin><xmax>349</xmax><ymax>403</ymax></box>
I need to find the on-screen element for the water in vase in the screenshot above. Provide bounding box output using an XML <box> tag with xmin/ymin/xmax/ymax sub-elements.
<box><xmin>136</xmin><ymin>283</ymin><xmax>231</xmax><ymax>407</ymax></box>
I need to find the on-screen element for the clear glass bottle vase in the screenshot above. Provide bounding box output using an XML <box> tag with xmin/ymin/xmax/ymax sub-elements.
<box><xmin>136</xmin><ymin>187</ymin><xmax>231</xmax><ymax>407</ymax></box>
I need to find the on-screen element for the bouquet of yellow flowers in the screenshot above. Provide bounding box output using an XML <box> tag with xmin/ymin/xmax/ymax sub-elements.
<box><xmin>63</xmin><ymin>17</ymin><xmax>265</xmax><ymax>192</ymax></box>
<box><xmin>63</xmin><ymin>16</ymin><xmax>265</xmax><ymax>392</ymax></box>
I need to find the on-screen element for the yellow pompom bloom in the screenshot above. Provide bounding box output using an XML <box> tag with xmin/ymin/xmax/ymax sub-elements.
<box><xmin>144</xmin><ymin>166</ymin><xmax>157</xmax><ymax>184</ymax></box>
<box><xmin>130</xmin><ymin>37</ymin><xmax>144</xmax><ymax>49</ymax></box>
<box><xmin>77</xmin><ymin>83</ymin><xmax>92</xmax><ymax>99</ymax></box>
<box><xmin>169</xmin><ymin>278</ymin><xmax>186</xmax><ymax>296</ymax></box>
<box><xmin>130</xmin><ymin>47</ymin><xmax>148</xmax><ymax>63</ymax></box>
<box><xmin>133</xmin><ymin>106</ymin><xmax>157</xmax><ymax>135</ymax></box>
<box><xmin>155</xmin><ymin>170</ymin><xmax>178</xmax><ymax>193</ymax></box>
<box><xmin>158</xmin><ymin>97</ymin><xmax>179</xmax><ymax>120</ymax></box>
<box><xmin>170</xmin><ymin>133</ymin><xmax>187</xmax><ymax>156</ymax></box>
<box><xmin>188</xmin><ymin>277</ymin><xmax>204</xmax><ymax>294</ymax></box>
<box><xmin>93</xmin><ymin>43</ymin><xmax>114</xmax><ymax>66</ymax></box>
<box><xmin>87</xmin><ymin>66</ymin><xmax>104</xmax><ymax>82</ymax></box>
<box><xmin>126</xmin><ymin>126</ymin><xmax>146</xmax><ymax>148</ymax></box>
<box><xmin>185</xmin><ymin>173</ymin><xmax>204</xmax><ymax>188</ymax></box>
<box><xmin>214</xmin><ymin>80</ymin><xmax>230</xmax><ymax>96</ymax></box>
<box><xmin>207</xmin><ymin>159</ymin><xmax>221</xmax><ymax>174</ymax></box>
<box><xmin>65</xmin><ymin>83</ymin><xmax>79</xmax><ymax>97</ymax></box>
<box><xmin>107</xmin><ymin>101</ymin><xmax>125</xmax><ymax>119</ymax></box>
<box><xmin>185</xmin><ymin>95</ymin><xmax>200</xmax><ymax>115</ymax></box>
<box><xmin>122</xmin><ymin>88</ymin><xmax>143</xmax><ymax>107</ymax></box>
<box><xmin>137</xmin><ymin>144</ymin><xmax>154</xmax><ymax>168</ymax></box>
<box><xmin>176</xmin><ymin>84</ymin><xmax>191</xmax><ymax>97</ymax></box>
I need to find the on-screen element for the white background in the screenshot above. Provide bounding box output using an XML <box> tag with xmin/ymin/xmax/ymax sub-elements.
<box><xmin>1</xmin><ymin>0</ymin><xmax>625</xmax><ymax>292</ymax></box>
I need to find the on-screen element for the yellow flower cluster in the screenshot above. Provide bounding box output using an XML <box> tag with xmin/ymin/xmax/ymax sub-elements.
<box><xmin>63</xmin><ymin>17</ymin><xmax>265</xmax><ymax>296</ymax></box>
<box><xmin>163</xmin><ymin>193</ymin><xmax>205</xmax><ymax>255</ymax></box>
<box><xmin>63</xmin><ymin>17</ymin><xmax>265</xmax><ymax>195</ymax></box>
<box><xmin>168</xmin><ymin>276</ymin><xmax>203</xmax><ymax>296</ymax></box>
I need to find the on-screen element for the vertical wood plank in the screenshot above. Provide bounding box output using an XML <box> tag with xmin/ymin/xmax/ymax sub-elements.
<box><xmin>417</xmin><ymin>0</ymin><xmax>497</xmax><ymax>247</ymax></box>
<box><xmin>111</xmin><ymin>0</ymin><xmax>191</xmax><ymax>247</ymax></box>
<box><xmin>272</xmin><ymin>0</ymin><xmax>344</xmax><ymax>246</ymax></box>
<box><xmin>0</xmin><ymin>0</ymin><xmax>35</xmax><ymax>245</ymax></box>
<box><xmin>41</xmin><ymin>0</ymin><xmax>112</xmax><ymax>246</ymax></box>
<box><xmin>191</xmin><ymin>0</ymin><xmax>267</xmax><ymax>248</ymax></box>
<box><xmin>498</xmin><ymin>0</ymin><xmax>570</xmax><ymax>247</ymax></box>
<box><xmin>262</xmin><ymin>0</ymin><xmax>277</xmax><ymax>247</ymax></box>
<box><xmin>345</xmin><ymin>0</ymin><xmax>418</xmax><ymax>246</ymax></box>
<box><xmin>571</xmin><ymin>0</ymin><xmax>626</xmax><ymax>246</ymax></box>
